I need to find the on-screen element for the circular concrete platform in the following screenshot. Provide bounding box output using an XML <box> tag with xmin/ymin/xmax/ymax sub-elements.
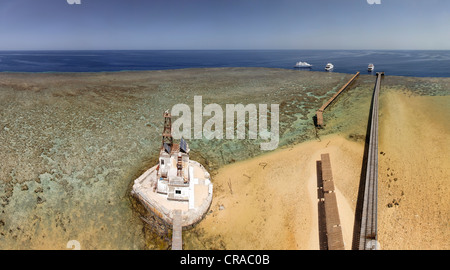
<box><xmin>131</xmin><ymin>160</ymin><xmax>213</xmax><ymax>227</ymax></box>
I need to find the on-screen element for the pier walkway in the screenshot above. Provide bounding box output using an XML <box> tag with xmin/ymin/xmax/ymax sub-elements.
<box><xmin>318</xmin><ymin>153</ymin><xmax>345</xmax><ymax>250</ymax></box>
<box><xmin>358</xmin><ymin>72</ymin><xmax>384</xmax><ymax>250</ymax></box>
<box><xmin>316</xmin><ymin>72</ymin><xmax>360</xmax><ymax>128</ymax></box>
<box><xmin>172</xmin><ymin>209</ymin><xmax>183</xmax><ymax>250</ymax></box>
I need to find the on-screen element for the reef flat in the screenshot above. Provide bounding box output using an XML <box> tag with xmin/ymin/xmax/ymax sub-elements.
<box><xmin>0</xmin><ymin>68</ymin><xmax>448</xmax><ymax>249</ymax></box>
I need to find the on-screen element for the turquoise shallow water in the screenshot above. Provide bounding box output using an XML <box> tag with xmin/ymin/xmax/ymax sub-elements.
<box><xmin>0</xmin><ymin>68</ymin><xmax>448</xmax><ymax>249</ymax></box>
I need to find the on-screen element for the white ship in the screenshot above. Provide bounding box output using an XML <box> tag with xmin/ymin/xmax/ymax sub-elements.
<box><xmin>325</xmin><ymin>63</ymin><xmax>334</xmax><ymax>71</ymax></box>
<box><xmin>294</xmin><ymin>61</ymin><xmax>312</xmax><ymax>68</ymax></box>
<box><xmin>368</xmin><ymin>63</ymin><xmax>375</xmax><ymax>72</ymax></box>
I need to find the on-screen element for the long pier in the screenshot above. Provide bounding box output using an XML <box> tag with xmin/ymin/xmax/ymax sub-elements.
<box><xmin>358</xmin><ymin>72</ymin><xmax>384</xmax><ymax>250</ymax></box>
<box><xmin>316</xmin><ymin>72</ymin><xmax>360</xmax><ymax>128</ymax></box>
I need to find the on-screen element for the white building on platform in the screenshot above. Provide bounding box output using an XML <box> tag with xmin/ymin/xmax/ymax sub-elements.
<box><xmin>131</xmin><ymin>110</ymin><xmax>213</xmax><ymax>228</ymax></box>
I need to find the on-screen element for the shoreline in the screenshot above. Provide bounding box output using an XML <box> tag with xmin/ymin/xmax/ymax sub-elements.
<box><xmin>0</xmin><ymin>67</ymin><xmax>354</xmax><ymax>75</ymax></box>
<box><xmin>1</xmin><ymin>66</ymin><xmax>449</xmax><ymax>79</ymax></box>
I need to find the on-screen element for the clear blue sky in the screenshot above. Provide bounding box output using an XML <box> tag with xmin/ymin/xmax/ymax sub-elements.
<box><xmin>0</xmin><ymin>0</ymin><xmax>449</xmax><ymax>50</ymax></box>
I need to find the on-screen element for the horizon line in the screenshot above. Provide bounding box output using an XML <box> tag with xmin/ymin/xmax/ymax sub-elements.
<box><xmin>0</xmin><ymin>48</ymin><xmax>449</xmax><ymax>51</ymax></box>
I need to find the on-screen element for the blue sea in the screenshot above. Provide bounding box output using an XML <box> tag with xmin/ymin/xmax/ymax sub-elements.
<box><xmin>0</xmin><ymin>50</ymin><xmax>449</xmax><ymax>77</ymax></box>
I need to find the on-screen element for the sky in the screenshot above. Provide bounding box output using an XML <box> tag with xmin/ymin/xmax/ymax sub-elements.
<box><xmin>0</xmin><ymin>0</ymin><xmax>449</xmax><ymax>50</ymax></box>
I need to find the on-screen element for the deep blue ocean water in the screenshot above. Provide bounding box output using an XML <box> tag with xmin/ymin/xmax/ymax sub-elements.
<box><xmin>0</xmin><ymin>50</ymin><xmax>449</xmax><ymax>77</ymax></box>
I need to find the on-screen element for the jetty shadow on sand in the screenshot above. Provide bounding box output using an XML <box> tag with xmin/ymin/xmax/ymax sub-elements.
<box><xmin>316</xmin><ymin>160</ymin><xmax>328</xmax><ymax>250</ymax></box>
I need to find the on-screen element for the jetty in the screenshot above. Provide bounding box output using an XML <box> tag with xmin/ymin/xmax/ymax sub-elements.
<box><xmin>131</xmin><ymin>111</ymin><xmax>213</xmax><ymax>250</ymax></box>
<box><xmin>356</xmin><ymin>72</ymin><xmax>384</xmax><ymax>250</ymax></box>
<box><xmin>171</xmin><ymin>209</ymin><xmax>183</xmax><ymax>250</ymax></box>
<box><xmin>317</xmin><ymin>153</ymin><xmax>345</xmax><ymax>250</ymax></box>
<box><xmin>316</xmin><ymin>72</ymin><xmax>360</xmax><ymax>128</ymax></box>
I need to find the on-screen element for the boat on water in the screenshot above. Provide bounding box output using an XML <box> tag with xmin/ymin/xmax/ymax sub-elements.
<box><xmin>368</xmin><ymin>63</ymin><xmax>375</xmax><ymax>72</ymax></box>
<box><xmin>325</xmin><ymin>63</ymin><xmax>334</xmax><ymax>71</ymax></box>
<box><xmin>294</xmin><ymin>61</ymin><xmax>312</xmax><ymax>68</ymax></box>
